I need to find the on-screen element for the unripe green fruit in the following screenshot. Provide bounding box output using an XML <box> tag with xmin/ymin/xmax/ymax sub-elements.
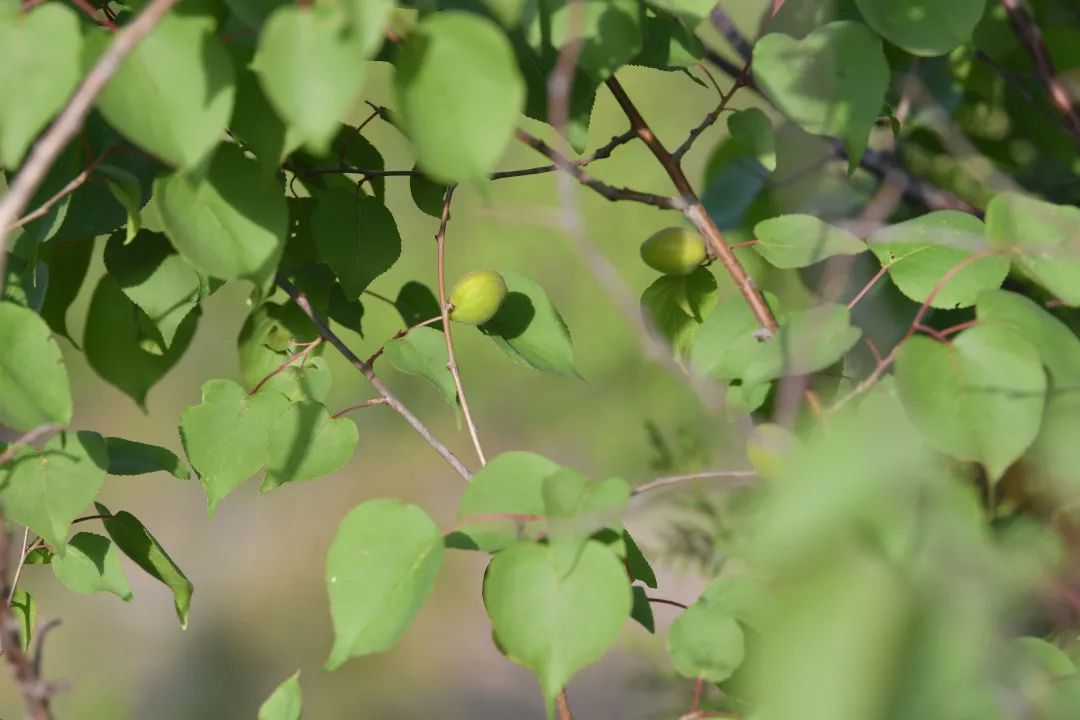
<box><xmin>448</xmin><ymin>270</ymin><xmax>508</xmax><ymax>325</ymax></box>
<box><xmin>640</xmin><ymin>227</ymin><xmax>708</xmax><ymax>275</ymax></box>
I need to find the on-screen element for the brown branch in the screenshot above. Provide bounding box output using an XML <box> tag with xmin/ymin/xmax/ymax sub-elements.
<box><xmin>330</xmin><ymin>398</ymin><xmax>388</xmax><ymax>419</ymax></box>
<box><xmin>604</xmin><ymin>76</ymin><xmax>779</xmax><ymax>336</ymax></box>
<box><xmin>0</xmin><ymin>527</ymin><xmax>54</xmax><ymax>720</ymax></box>
<box><xmin>631</xmin><ymin>470</ymin><xmax>758</xmax><ymax>497</ymax></box>
<box><xmin>0</xmin><ymin>0</ymin><xmax>184</xmax><ymax>289</ymax></box>
<box><xmin>434</xmin><ymin>187</ymin><xmax>488</xmax><ymax>466</ymax></box>
<box><xmin>276</xmin><ymin>277</ymin><xmax>472</xmax><ymax>481</ymax></box>
<box><xmin>513</xmin><ymin>129</ymin><xmax>682</xmax><ymax>210</ymax></box>
<box><xmin>999</xmin><ymin>0</ymin><xmax>1080</xmax><ymax>149</ymax></box>
<box><xmin>556</xmin><ymin>689</ymin><xmax>575</xmax><ymax>720</ymax></box>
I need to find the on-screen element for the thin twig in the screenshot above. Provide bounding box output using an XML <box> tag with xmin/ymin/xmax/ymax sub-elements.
<box><xmin>6</xmin><ymin>147</ymin><xmax>114</xmax><ymax>232</ymax></box>
<box><xmin>276</xmin><ymin>277</ymin><xmax>472</xmax><ymax>481</ymax></box>
<box><xmin>330</xmin><ymin>398</ymin><xmax>388</xmax><ymax>419</ymax></box>
<box><xmin>365</xmin><ymin>314</ymin><xmax>443</xmax><ymax>366</ymax></box>
<box><xmin>631</xmin><ymin>471</ymin><xmax>758</xmax><ymax>497</ymax></box>
<box><xmin>0</xmin><ymin>0</ymin><xmax>184</xmax><ymax>290</ymax></box>
<box><xmin>6</xmin><ymin>529</ymin><xmax>31</xmax><ymax>604</ymax></box>
<box><xmin>830</xmin><ymin>251</ymin><xmax>994</xmax><ymax>412</ymax></box>
<box><xmin>999</xmin><ymin>0</ymin><xmax>1080</xmax><ymax>149</ymax></box>
<box><xmin>248</xmin><ymin>339</ymin><xmax>322</xmax><ymax>396</ymax></box>
<box><xmin>434</xmin><ymin>187</ymin><xmax>488</xmax><ymax>466</ymax></box>
<box><xmin>556</xmin><ymin>689</ymin><xmax>575</xmax><ymax>720</ymax></box>
<box><xmin>604</xmin><ymin>76</ymin><xmax>779</xmax><ymax>336</ymax></box>
<box><xmin>647</xmin><ymin>596</ymin><xmax>689</xmax><ymax>610</ymax></box>
<box><xmin>514</xmin><ymin>129</ymin><xmax>682</xmax><ymax>210</ymax></box>
<box><xmin>673</xmin><ymin>56</ymin><xmax>753</xmax><ymax>162</ymax></box>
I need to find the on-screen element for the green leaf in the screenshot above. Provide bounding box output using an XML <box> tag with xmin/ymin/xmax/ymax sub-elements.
<box><xmin>542</xmin><ymin>470</ymin><xmax>630</xmax><ymax>575</ymax></box>
<box><xmin>237</xmin><ymin>300</ymin><xmax>319</xmax><ymax>390</ymax></box>
<box><xmin>104</xmin><ymin>230</ymin><xmax>205</xmax><ymax>348</ymax></box>
<box><xmin>753</xmin><ymin>21</ymin><xmax>889</xmax><ymax>164</ymax></box>
<box><xmin>98</xmin><ymin>165</ymin><xmax>142</xmax><ymax>245</ymax></box>
<box><xmin>105</xmin><ymin>437</ymin><xmax>190</xmax><ymax>480</ymax></box>
<box><xmin>630</xmin><ymin>585</ymin><xmax>656</xmax><ymax>633</ymax></box>
<box><xmin>313</xmin><ymin>191</ymin><xmax>401</xmax><ymax>299</ymax></box>
<box><xmin>51</xmin><ymin>532</ymin><xmax>133</xmax><ymax>601</ymax></box>
<box><xmin>395</xmin><ymin>281</ymin><xmax>442</xmax><ymax>327</ymax></box>
<box><xmin>395</xmin><ymin>12</ymin><xmax>525</xmax><ymax>183</ymax></box>
<box><xmin>728</xmin><ymin>108</ymin><xmax>777</xmax><ymax>171</ymax></box>
<box><xmin>40</xmin><ymin>239</ymin><xmax>93</xmax><ymax>345</ymax></box>
<box><xmin>260</xmin><ymin>355</ymin><xmax>332</xmax><ymax>404</ymax></box>
<box><xmin>179</xmin><ymin>378</ymin><xmax>291</xmax><ymax>512</ymax></box>
<box><xmin>624</xmin><ymin>530</ymin><xmax>657</xmax><ymax>588</ymax></box>
<box><xmin>854</xmin><ymin>0</ymin><xmax>986</xmax><ymax>56</ymax></box>
<box><xmin>690</xmin><ymin>293</ymin><xmax>780</xmax><ymax>379</ymax></box>
<box><xmin>263</xmin><ymin>401</ymin><xmax>358</xmax><ymax>489</ymax></box>
<box><xmin>0</xmin><ymin>3</ymin><xmax>82</xmax><ymax>168</ymax></box>
<box><xmin>24</xmin><ymin>547</ymin><xmax>53</xmax><ymax>565</ymax></box>
<box><xmin>986</xmin><ymin>192</ymin><xmax>1080</xmax><ymax>305</ymax></box>
<box><xmin>976</xmin><ymin>290</ymin><xmax>1080</xmax><ymax>388</ymax></box>
<box><xmin>481</xmin><ymin>270</ymin><xmax>577</xmax><ymax>376</ymax></box>
<box><xmin>89</xmin><ymin>13</ymin><xmax>234</xmax><ymax>170</ymax></box>
<box><xmin>156</xmin><ymin>143</ymin><xmax>287</xmax><ymax>288</ymax></box>
<box><xmin>643</xmin><ymin>0</ymin><xmax>716</xmax><ymax>25</ymax></box>
<box><xmin>536</xmin><ymin>0</ymin><xmax>643</xmax><ymax>80</ymax></box>
<box><xmin>18</xmin><ymin>145</ymin><xmax>79</xmax><ymax>245</ymax></box>
<box><xmin>450</xmin><ymin>451</ymin><xmax>562</xmax><ymax>552</ymax></box>
<box><xmin>230</xmin><ymin>57</ymin><xmax>302</xmax><ymax>173</ymax></box>
<box><xmin>869</xmin><ymin>211</ymin><xmax>1006</xmax><ymax>309</ymax></box>
<box><xmin>0</xmin><ymin>431</ymin><xmax>107</xmax><ymax>551</ymax></box>
<box><xmin>84</xmin><ymin>275</ymin><xmax>198</xmax><ymax>408</ymax></box>
<box><xmin>634</xmin><ymin>8</ymin><xmax>704</xmax><ymax>70</ymax></box>
<box><xmin>258</xmin><ymin>671</ymin><xmax>302</xmax><ymax>720</ymax></box>
<box><xmin>383</xmin><ymin>326</ymin><xmax>456</xmax><ymax>406</ymax></box>
<box><xmin>739</xmin><ymin>304</ymin><xmax>861</xmax><ymax>385</ymax></box>
<box><xmin>483</xmin><ymin>540</ymin><xmax>632</xmax><ymax>707</ymax></box>
<box><xmin>409</xmin><ymin>171</ymin><xmax>447</xmax><ymax>217</ymax></box>
<box><xmin>896</xmin><ymin>327</ymin><xmax>1047</xmax><ymax>481</ymax></box>
<box><xmin>10</xmin><ymin>589</ymin><xmax>34</xmax><ymax>651</ymax></box>
<box><xmin>253</xmin><ymin>4</ymin><xmax>370</xmax><ymax>154</ymax></box>
<box><xmin>666</xmin><ymin>598</ymin><xmax>746</xmax><ymax>682</ymax></box>
<box><xmin>641</xmin><ymin>267</ymin><xmax>720</xmax><ymax>355</ymax></box>
<box><xmin>2</xmin><ymin>256</ymin><xmax>47</xmax><ymax>313</ymax></box>
<box><xmin>325</xmin><ymin>499</ymin><xmax>444</xmax><ymax>670</ymax></box>
<box><xmin>0</xmin><ymin>301</ymin><xmax>72</xmax><ymax>430</ymax></box>
<box><xmin>96</xmin><ymin>503</ymin><xmax>194</xmax><ymax>628</ymax></box>
<box><xmin>700</xmin><ymin>574</ymin><xmax>774</xmax><ymax>634</ymax></box>
<box><xmin>754</xmin><ymin>214</ymin><xmax>866</xmax><ymax>268</ymax></box>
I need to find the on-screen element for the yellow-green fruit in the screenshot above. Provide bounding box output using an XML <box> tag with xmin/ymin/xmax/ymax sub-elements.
<box><xmin>640</xmin><ymin>227</ymin><xmax>708</xmax><ymax>275</ymax></box>
<box><xmin>449</xmin><ymin>270</ymin><xmax>507</xmax><ymax>325</ymax></box>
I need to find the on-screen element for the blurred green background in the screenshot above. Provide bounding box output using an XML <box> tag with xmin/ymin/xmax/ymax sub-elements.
<box><xmin>0</xmin><ymin>4</ymin><xmax>778</xmax><ymax>717</ymax></box>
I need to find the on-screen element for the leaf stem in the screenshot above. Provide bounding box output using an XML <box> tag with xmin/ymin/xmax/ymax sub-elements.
<box><xmin>365</xmin><ymin>314</ymin><xmax>443</xmax><ymax>367</ymax></box>
<box><xmin>434</xmin><ymin>186</ymin><xmax>487</xmax><ymax>467</ymax></box>
<box><xmin>630</xmin><ymin>471</ymin><xmax>758</xmax><ymax>497</ymax></box>
<box><xmin>248</xmin><ymin>338</ymin><xmax>322</xmax><ymax>396</ymax></box>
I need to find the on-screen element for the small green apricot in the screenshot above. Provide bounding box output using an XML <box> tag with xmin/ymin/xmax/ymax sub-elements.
<box><xmin>640</xmin><ymin>227</ymin><xmax>708</xmax><ymax>275</ymax></box>
<box><xmin>448</xmin><ymin>270</ymin><xmax>508</xmax><ymax>325</ymax></box>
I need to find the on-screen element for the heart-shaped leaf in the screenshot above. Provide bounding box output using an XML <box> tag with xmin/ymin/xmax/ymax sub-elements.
<box><xmin>179</xmin><ymin>379</ymin><xmax>291</xmax><ymax>512</ymax></box>
<box><xmin>754</xmin><ymin>214</ymin><xmax>866</xmax><ymax>268</ymax></box>
<box><xmin>481</xmin><ymin>271</ymin><xmax>577</xmax><ymax>376</ymax></box>
<box><xmin>483</xmin><ymin>540</ymin><xmax>632</xmax><ymax>710</ymax></box>
<box><xmin>869</xmin><ymin>211</ymin><xmax>1006</xmax><ymax>310</ymax></box>
<box><xmin>105</xmin><ymin>437</ymin><xmax>190</xmax><ymax>480</ymax></box>
<box><xmin>325</xmin><ymin>499</ymin><xmax>444</xmax><ymax>669</ymax></box>
<box><xmin>667</xmin><ymin>599</ymin><xmax>746</xmax><ymax>682</ymax></box>
<box><xmin>383</xmin><ymin>326</ymin><xmax>456</xmax><ymax>406</ymax></box>
<box><xmin>0</xmin><ymin>431</ymin><xmax>107</xmax><ymax>550</ymax></box>
<box><xmin>855</xmin><ymin>0</ymin><xmax>986</xmax><ymax>56</ymax></box>
<box><xmin>986</xmin><ymin>192</ymin><xmax>1080</xmax><ymax>305</ymax></box>
<box><xmin>263</xmin><ymin>401</ymin><xmax>358</xmax><ymax>489</ymax></box>
<box><xmin>89</xmin><ymin>13</ymin><xmax>234</xmax><ymax>170</ymax></box>
<box><xmin>253</xmin><ymin>4</ymin><xmax>370</xmax><ymax>153</ymax></box>
<box><xmin>896</xmin><ymin>326</ymin><xmax>1046</xmax><ymax>481</ymax></box>
<box><xmin>395</xmin><ymin>12</ymin><xmax>525</xmax><ymax>183</ymax></box>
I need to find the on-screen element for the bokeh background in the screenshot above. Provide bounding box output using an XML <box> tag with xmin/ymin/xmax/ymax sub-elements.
<box><xmin>1</xmin><ymin>3</ymin><xmax>781</xmax><ymax>717</ymax></box>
